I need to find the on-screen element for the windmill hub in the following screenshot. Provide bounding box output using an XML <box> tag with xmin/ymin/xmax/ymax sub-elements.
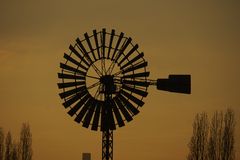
<box><xmin>100</xmin><ymin>75</ymin><xmax>114</xmax><ymax>85</ymax></box>
<box><xmin>100</xmin><ymin>75</ymin><xmax>116</xmax><ymax>94</ymax></box>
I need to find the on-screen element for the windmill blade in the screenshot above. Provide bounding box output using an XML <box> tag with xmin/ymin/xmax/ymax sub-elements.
<box><xmin>111</xmin><ymin>32</ymin><xmax>124</xmax><ymax>60</ymax></box>
<box><xmin>57</xmin><ymin>81</ymin><xmax>85</xmax><ymax>89</ymax></box>
<box><xmin>67</xmin><ymin>93</ymin><xmax>91</xmax><ymax>116</ymax></box>
<box><xmin>82</xmin><ymin>100</ymin><xmax>96</xmax><ymax>128</ymax></box>
<box><xmin>91</xmin><ymin>102</ymin><xmax>101</xmax><ymax>131</ymax></box>
<box><xmin>118</xmin><ymin>44</ymin><xmax>138</xmax><ymax>66</ymax></box>
<box><xmin>76</xmin><ymin>38</ymin><xmax>93</xmax><ymax>64</ymax></box>
<box><xmin>101</xmin><ymin>28</ymin><xmax>106</xmax><ymax>58</ymax></box>
<box><xmin>157</xmin><ymin>75</ymin><xmax>191</xmax><ymax>94</ymax></box>
<box><xmin>120</xmin><ymin>52</ymin><xmax>144</xmax><ymax>70</ymax></box>
<box><xmin>120</xmin><ymin>90</ymin><xmax>144</xmax><ymax>107</ymax></box>
<box><xmin>114</xmin><ymin>37</ymin><xmax>132</xmax><ymax>63</ymax></box>
<box><xmin>84</xmin><ymin>33</ymin><xmax>97</xmax><ymax>61</ymax></box>
<box><xmin>107</xmin><ymin>29</ymin><xmax>115</xmax><ymax>59</ymax></box>
<box><xmin>111</xmin><ymin>99</ymin><xmax>125</xmax><ymax>127</ymax></box>
<box><xmin>74</xmin><ymin>97</ymin><xmax>94</xmax><ymax>123</ymax></box>
<box><xmin>63</xmin><ymin>53</ymin><xmax>88</xmax><ymax>71</ymax></box>
<box><xmin>63</xmin><ymin>95</ymin><xmax>80</xmax><ymax>108</ymax></box>
<box><xmin>93</xmin><ymin>30</ymin><xmax>101</xmax><ymax>59</ymax></box>
<box><xmin>58</xmin><ymin>73</ymin><xmax>85</xmax><ymax>80</ymax></box>
<box><xmin>122</xmin><ymin>79</ymin><xmax>149</xmax><ymax>87</ymax></box>
<box><xmin>69</xmin><ymin>45</ymin><xmax>90</xmax><ymax>67</ymax></box>
<box><xmin>122</xmin><ymin>71</ymin><xmax>150</xmax><ymax>79</ymax></box>
<box><xmin>75</xmin><ymin>97</ymin><xmax>94</xmax><ymax>123</ymax></box>
<box><xmin>59</xmin><ymin>86</ymin><xmax>86</xmax><ymax>99</ymax></box>
<box><xmin>118</xmin><ymin>94</ymin><xmax>139</xmax><ymax>115</ymax></box>
<box><xmin>122</xmin><ymin>84</ymin><xmax>148</xmax><ymax>97</ymax></box>
<box><xmin>114</xmin><ymin>97</ymin><xmax>133</xmax><ymax>122</ymax></box>
<box><xmin>122</xmin><ymin>62</ymin><xmax>148</xmax><ymax>74</ymax></box>
<box><xmin>60</xmin><ymin>63</ymin><xmax>86</xmax><ymax>76</ymax></box>
<box><xmin>109</xmin><ymin>110</ymin><xmax>116</xmax><ymax>130</ymax></box>
<box><xmin>63</xmin><ymin>90</ymin><xmax>88</xmax><ymax>108</ymax></box>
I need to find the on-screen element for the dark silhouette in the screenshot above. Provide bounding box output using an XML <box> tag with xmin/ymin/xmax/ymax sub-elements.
<box><xmin>157</xmin><ymin>74</ymin><xmax>191</xmax><ymax>94</ymax></box>
<box><xmin>57</xmin><ymin>28</ymin><xmax>191</xmax><ymax>160</ymax></box>
<box><xmin>222</xmin><ymin>109</ymin><xmax>235</xmax><ymax>160</ymax></box>
<box><xmin>11</xmin><ymin>142</ymin><xmax>19</xmax><ymax>160</ymax></box>
<box><xmin>187</xmin><ymin>112</ymin><xmax>209</xmax><ymax>160</ymax></box>
<box><xmin>19</xmin><ymin>123</ymin><xmax>32</xmax><ymax>160</ymax></box>
<box><xmin>0</xmin><ymin>123</ymin><xmax>32</xmax><ymax>160</ymax></box>
<box><xmin>4</xmin><ymin>132</ymin><xmax>12</xmax><ymax>160</ymax></box>
<box><xmin>208</xmin><ymin>111</ymin><xmax>224</xmax><ymax>160</ymax></box>
<box><xmin>188</xmin><ymin>109</ymin><xmax>236</xmax><ymax>160</ymax></box>
<box><xmin>0</xmin><ymin>128</ymin><xmax>4</xmax><ymax>160</ymax></box>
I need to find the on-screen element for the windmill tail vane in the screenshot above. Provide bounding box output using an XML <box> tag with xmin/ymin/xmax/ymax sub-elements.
<box><xmin>156</xmin><ymin>74</ymin><xmax>191</xmax><ymax>94</ymax></box>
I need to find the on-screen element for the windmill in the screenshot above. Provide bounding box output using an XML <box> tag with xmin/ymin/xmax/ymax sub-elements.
<box><xmin>57</xmin><ymin>28</ymin><xmax>191</xmax><ymax>160</ymax></box>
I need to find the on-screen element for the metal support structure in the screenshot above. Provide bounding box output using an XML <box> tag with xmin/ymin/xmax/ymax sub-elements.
<box><xmin>102</xmin><ymin>129</ymin><xmax>113</xmax><ymax>160</ymax></box>
<box><xmin>101</xmin><ymin>75</ymin><xmax>115</xmax><ymax>160</ymax></box>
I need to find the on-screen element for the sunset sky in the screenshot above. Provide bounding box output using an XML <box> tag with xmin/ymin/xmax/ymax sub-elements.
<box><xmin>0</xmin><ymin>0</ymin><xmax>239</xmax><ymax>160</ymax></box>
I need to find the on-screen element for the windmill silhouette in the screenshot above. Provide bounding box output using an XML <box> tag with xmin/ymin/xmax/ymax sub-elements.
<box><xmin>57</xmin><ymin>28</ymin><xmax>191</xmax><ymax>160</ymax></box>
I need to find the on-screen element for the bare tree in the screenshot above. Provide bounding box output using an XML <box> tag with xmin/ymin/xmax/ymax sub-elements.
<box><xmin>0</xmin><ymin>128</ymin><xmax>4</xmax><ymax>160</ymax></box>
<box><xmin>11</xmin><ymin>142</ymin><xmax>19</xmax><ymax>160</ymax></box>
<box><xmin>5</xmin><ymin>132</ymin><xmax>12</xmax><ymax>160</ymax></box>
<box><xmin>188</xmin><ymin>109</ymin><xmax>236</xmax><ymax>160</ymax></box>
<box><xmin>187</xmin><ymin>112</ymin><xmax>209</xmax><ymax>160</ymax></box>
<box><xmin>208</xmin><ymin>111</ymin><xmax>223</xmax><ymax>160</ymax></box>
<box><xmin>19</xmin><ymin>123</ymin><xmax>32</xmax><ymax>160</ymax></box>
<box><xmin>221</xmin><ymin>109</ymin><xmax>235</xmax><ymax>160</ymax></box>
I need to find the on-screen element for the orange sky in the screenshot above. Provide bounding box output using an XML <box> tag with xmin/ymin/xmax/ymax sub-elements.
<box><xmin>0</xmin><ymin>1</ymin><xmax>240</xmax><ymax>160</ymax></box>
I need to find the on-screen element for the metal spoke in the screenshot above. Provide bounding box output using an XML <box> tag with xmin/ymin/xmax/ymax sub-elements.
<box><xmin>106</xmin><ymin>61</ymin><xmax>114</xmax><ymax>74</ymax></box>
<box><xmin>94</xmin><ymin>85</ymin><xmax>100</xmax><ymax>98</ymax></box>
<box><xmin>103</xmin><ymin>59</ymin><xmax>107</xmax><ymax>74</ymax></box>
<box><xmin>112</xmin><ymin>70</ymin><xmax>122</xmax><ymax>76</ymax></box>
<box><xmin>91</xmin><ymin>63</ymin><xmax>102</xmax><ymax>76</ymax></box>
<box><xmin>86</xmin><ymin>75</ymin><xmax>100</xmax><ymax>80</ymax></box>
<box><xmin>107</xmin><ymin>59</ymin><xmax>119</xmax><ymax>75</ymax></box>
<box><xmin>101</xmin><ymin>58</ymin><xmax>106</xmax><ymax>75</ymax></box>
<box><xmin>87</xmin><ymin>81</ymin><xmax>100</xmax><ymax>90</ymax></box>
<box><xmin>109</xmin><ymin>61</ymin><xmax>117</xmax><ymax>75</ymax></box>
<box><xmin>109</xmin><ymin>63</ymin><xmax>114</xmax><ymax>74</ymax></box>
<box><xmin>112</xmin><ymin>61</ymin><xmax>145</xmax><ymax>76</ymax></box>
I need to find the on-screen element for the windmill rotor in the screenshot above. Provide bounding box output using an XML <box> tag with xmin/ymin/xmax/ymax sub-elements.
<box><xmin>58</xmin><ymin>28</ymin><xmax>150</xmax><ymax>131</ymax></box>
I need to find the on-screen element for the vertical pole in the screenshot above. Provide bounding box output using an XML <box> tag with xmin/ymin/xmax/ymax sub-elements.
<box><xmin>102</xmin><ymin>92</ymin><xmax>113</xmax><ymax>160</ymax></box>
